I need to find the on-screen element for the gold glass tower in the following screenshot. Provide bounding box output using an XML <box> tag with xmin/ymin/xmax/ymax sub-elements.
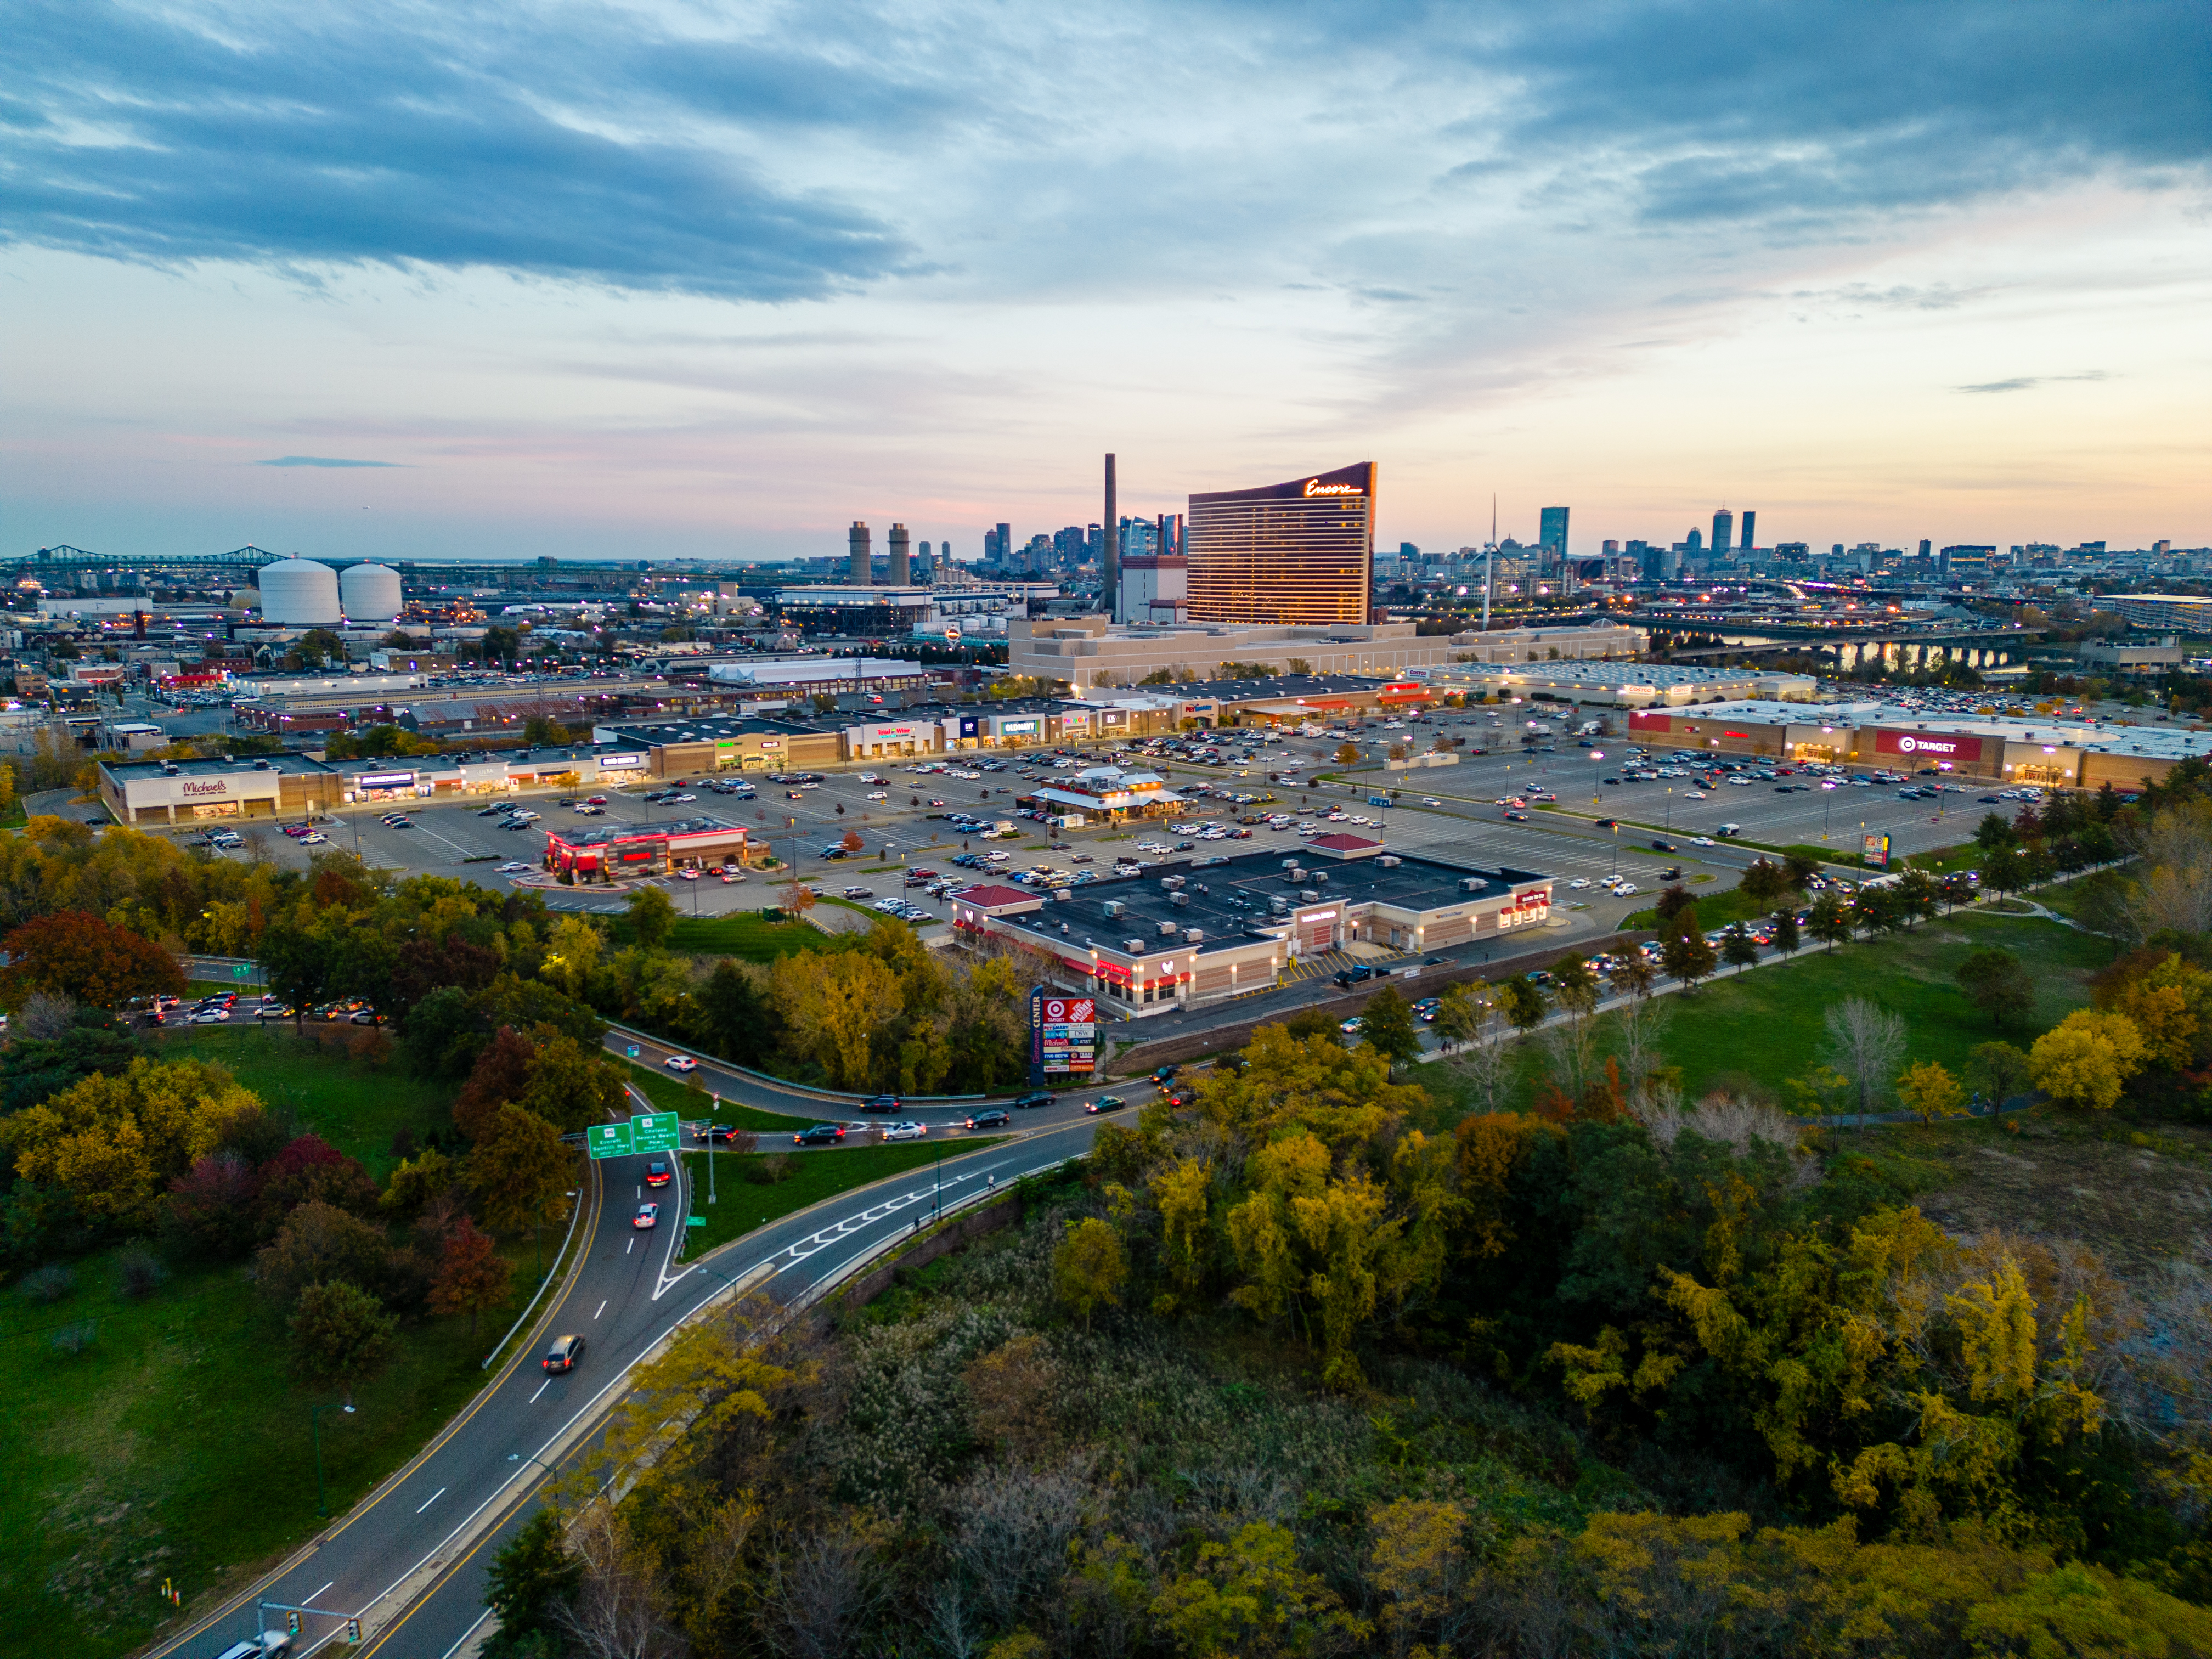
<box><xmin>1185</xmin><ymin>461</ymin><xmax>1375</xmax><ymax>625</ymax></box>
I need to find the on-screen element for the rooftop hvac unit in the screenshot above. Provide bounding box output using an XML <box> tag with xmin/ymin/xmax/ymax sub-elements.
<box><xmin>1102</xmin><ymin>900</ymin><xmax>1125</xmax><ymax>918</ymax></box>
<box><xmin>1311</xmin><ymin>871</ymin><xmax>1328</xmax><ymax>884</ymax></box>
<box><xmin>1160</xmin><ymin>874</ymin><xmax>1185</xmax><ymax>889</ymax></box>
<box><xmin>1052</xmin><ymin>888</ymin><xmax>1071</xmax><ymax>901</ymax></box>
<box><xmin>1184</xmin><ymin>928</ymin><xmax>1204</xmax><ymax>944</ymax></box>
<box><xmin>1459</xmin><ymin>876</ymin><xmax>1485</xmax><ymax>893</ymax></box>
<box><xmin>1125</xmin><ymin>938</ymin><xmax>1147</xmax><ymax>952</ymax></box>
<box><xmin>1280</xmin><ymin>858</ymin><xmax>1300</xmax><ymax>868</ymax></box>
<box><xmin>1378</xmin><ymin>855</ymin><xmax>1401</xmax><ymax>867</ymax></box>
<box><xmin>1170</xmin><ymin>892</ymin><xmax>1190</xmax><ymax>907</ymax></box>
<box><xmin>1158</xmin><ymin>920</ymin><xmax>1180</xmax><ymax>936</ymax></box>
<box><xmin>1286</xmin><ymin>867</ymin><xmax>1306</xmax><ymax>882</ymax></box>
<box><xmin>1300</xmin><ymin>889</ymin><xmax>1321</xmax><ymax>902</ymax></box>
<box><xmin>1268</xmin><ymin>895</ymin><xmax>1289</xmax><ymax>913</ymax></box>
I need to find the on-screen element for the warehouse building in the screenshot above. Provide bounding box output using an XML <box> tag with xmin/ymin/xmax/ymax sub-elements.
<box><xmin>1626</xmin><ymin>700</ymin><xmax>2212</xmax><ymax>790</ymax></box>
<box><xmin>950</xmin><ymin>836</ymin><xmax>1552</xmax><ymax>1019</ymax></box>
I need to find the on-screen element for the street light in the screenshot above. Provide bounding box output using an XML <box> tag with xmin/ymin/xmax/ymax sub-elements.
<box><xmin>311</xmin><ymin>1400</ymin><xmax>356</xmax><ymax>1519</ymax></box>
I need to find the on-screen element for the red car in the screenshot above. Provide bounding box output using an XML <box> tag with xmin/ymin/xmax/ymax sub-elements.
<box><xmin>645</xmin><ymin>1159</ymin><xmax>672</xmax><ymax>1187</ymax></box>
<box><xmin>585</xmin><ymin>795</ymin><xmax>608</xmax><ymax>805</ymax></box>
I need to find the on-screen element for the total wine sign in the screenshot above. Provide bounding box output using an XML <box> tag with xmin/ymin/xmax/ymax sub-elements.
<box><xmin>1871</xmin><ymin>729</ymin><xmax>1985</xmax><ymax>764</ymax></box>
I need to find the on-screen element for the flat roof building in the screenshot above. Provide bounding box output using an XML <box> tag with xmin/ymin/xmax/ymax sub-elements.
<box><xmin>951</xmin><ymin>839</ymin><xmax>1552</xmax><ymax>1018</ymax></box>
<box><xmin>100</xmin><ymin>752</ymin><xmax>342</xmax><ymax>826</ymax></box>
<box><xmin>1415</xmin><ymin>660</ymin><xmax>1816</xmax><ymax>707</ymax></box>
<box><xmin>1186</xmin><ymin>462</ymin><xmax>1376</xmax><ymax>627</ymax></box>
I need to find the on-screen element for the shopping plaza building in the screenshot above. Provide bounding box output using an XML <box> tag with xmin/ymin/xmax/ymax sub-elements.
<box><xmin>1625</xmin><ymin>700</ymin><xmax>2212</xmax><ymax>790</ymax></box>
<box><xmin>1186</xmin><ymin>462</ymin><xmax>1378</xmax><ymax>626</ymax></box>
<box><xmin>950</xmin><ymin>835</ymin><xmax>1553</xmax><ymax>1018</ymax></box>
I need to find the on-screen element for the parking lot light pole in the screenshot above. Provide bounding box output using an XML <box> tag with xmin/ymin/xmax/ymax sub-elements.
<box><xmin>312</xmin><ymin>1400</ymin><xmax>356</xmax><ymax>1519</ymax></box>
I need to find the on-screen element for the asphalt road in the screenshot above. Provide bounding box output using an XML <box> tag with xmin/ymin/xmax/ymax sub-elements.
<box><xmin>152</xmin><ymin>1051</ymin><xmax>1126</xmax><ymax>1659</ymax></box>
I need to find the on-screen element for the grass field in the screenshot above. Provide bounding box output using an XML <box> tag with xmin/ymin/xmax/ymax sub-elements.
<box><xmin>1409</xmin><ymin>909</ymin><xmax>2113</xmax><ymax>1123</ymax></box>
<box><xmin>0</xmin><ymin>1231</ymin><xmax>545</xmax><ymax>1656</ymax></box>
<box><xmin>671</xmin><ymin>1136</ymin><xmax>1008</xmax><ymax>1259</ymax></box>
<box><xmin>146</xmin><ymin>1027</ymin><xmax>456</xmax><ymax>1181</ymax></box>
<box><xmin>666</xmin><ymin>912</ymin><xmax>864</xmax><ymax>960</ymax></box>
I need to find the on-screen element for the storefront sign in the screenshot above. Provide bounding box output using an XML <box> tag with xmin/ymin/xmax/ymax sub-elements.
<box><xmin>1861</xmin><ymin>833</ymin><xmax>1892</xmax><ymax>869</ymax></box>
<box><xmin>999</xmin><ymin>719</ymin><xmax>1039</xmax><ymax>736</ymax></box>
<box><xmin>597</xmin><ymin>753</ymin><xmax>644</xmax><ymax>770</ymax></box>
<box><xmin>1030</xmin><ymin>989</ymin><xmax>1097</xmax><ymax>1078</ymax></box>
<box><xmin>1872</xmin><ymin>729</ymin><xmax>1985</xmax><ymax>763</ymax></box>
<box><xmin>355</xmin><ymin>771</ymin><xmax>416</xmax><ymax>789</ymax></box>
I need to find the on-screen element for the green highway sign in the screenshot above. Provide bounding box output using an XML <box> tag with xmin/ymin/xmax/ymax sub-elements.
<box><xmin>633</xmin><ymin>1111</ymin><xmax>682</xmax><ymax>1153</ymax></box>
<box><xmin>586</xmin><ymin>1122</ymin><xmax>635</xmax><ymax>1160</ymax></box>
<box><xmin>685</xmin><ymin>1215</ymin><xmax>706</xmax><ymax>1228</ymax></box>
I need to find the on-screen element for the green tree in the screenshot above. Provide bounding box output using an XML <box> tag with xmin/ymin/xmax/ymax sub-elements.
<box><xmin>1956</xmin><ymin>947</ymin><xmax>2035</xmax><ymax>1030</ymax></box>
<box><xmin>483</xmin><ymin>624</ymin><xmax>522</xmax><ymax>664</ymax></box>
<box><xmin>1661</xmin><ymin>927</ymin><xmax>1718</xmax><ymax>992</ymax></box>
<box><xmin>1768</xmin><ymin>907</ymin><xmax>1801</xmax><ymax>956</ymax></box>
<box><xmin>1968</xmin><ymin>1040</ymin><xmax>2033</xmax><ymax>1109</ymax></box>
<box><xmin>1974</xmin><ymin>810</ymin><xmax>2018</xmax><ymax>851</ymax></box>
<box><xmin>1739</xmin><ymin>857</ymin><xmax>1790</xmax><ymax>906</ymax></box>
<box><xmin>1720</xmin><ymin>922</ymin><xmax>1759</xmax><ymax>974</ymax></box>
<box><xmin>1356</xmin><ymin>986</ymin><xmax>1422</xmax><ymax>1068</ymax></box>
<box><xmin>1808</xmin><ymin>891</ymin><xmax>1854</xmax><ymax>951</ymax></box>
<box><xmin>287</xmin><ymin>1279</ymin><xmax>399</xmax><ymax>1388</ymax></box>
<box><xmin>1981</xmin><ymin>843</ymin><xmax>2029</xmax><ymax>895</ymax></box>
<box><xmin>1496</xmin><ymin>974</ymin><xmax>1547</xmax><ymax>1034</ymax></box>
<box><xmin>1054</xmin><ymin>1217</ymin><xmax>1128</xmax><ymax>1330</ymax></box>
<box><xmin>693</xmin><ymin>960</ymin><xmax>777</xmax><ymax>1068</ymax></box>
<box><xmin>625</xmin><ymin>883</ymin><xmax>678</xmax><ymax>950</ymax></box>
<box><xmin>296</xmin><ymin>628</ymin><xmax>345</xmax><ymax>670</ymax></box>
<box><xmin>484</xmin><ymin>1509</ymin><xmax>581</xmax><ymax>1640</ymax></box>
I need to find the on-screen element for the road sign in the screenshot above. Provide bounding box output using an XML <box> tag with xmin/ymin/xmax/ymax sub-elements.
<box><xmin>587</xmin><ymin>1121</ymin><xmax>635</xmax><ymax>1160</ymax></box>
<box><xmin>686</xmin><ymin>1215</ymin><xmax>706</xmax><ymax>1227</ymax></box>
<box><xmin>1368</xmin><ymin>795</ymin><xmax>1391</xmax><ymax>808</ymax></box>
<box><xmin>633</xmin><ymin>1111</ymin><xmax>681</xmax><ymax>1153</ymax></box>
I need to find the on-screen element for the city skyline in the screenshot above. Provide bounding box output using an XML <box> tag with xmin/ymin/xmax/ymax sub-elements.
<box><xmin>2</xmin><ymin>1</ymin><xmax>2207</xmax><ymax>565</ymax></box>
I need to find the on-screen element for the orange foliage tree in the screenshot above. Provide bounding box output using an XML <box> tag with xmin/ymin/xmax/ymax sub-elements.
<box><xmin>0</xmin><ymin>910</ymin><xmax>184</xmax><ymax>1010</ymax></box>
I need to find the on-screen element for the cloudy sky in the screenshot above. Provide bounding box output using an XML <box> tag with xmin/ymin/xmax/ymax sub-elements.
<box><xmin>3</xmin><ymin>0</ymin><xmax>2207</xmax><ymax>565</ymax></box>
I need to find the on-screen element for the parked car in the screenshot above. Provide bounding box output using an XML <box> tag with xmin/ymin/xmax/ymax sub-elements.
<box><xmin>543</xmin><ymin>1333</ymin><xmax>586</xmax><ymax>1374</ymax></box>
<box><xmin>793</xmin><ymin>1123</ymin><xmax>847</xmax><ymax>1146</ymax></box>
<box><xmin>964</xmin><ymin>1109</ymin><xmax>1011</xmax><ymax>1130</ymax></box>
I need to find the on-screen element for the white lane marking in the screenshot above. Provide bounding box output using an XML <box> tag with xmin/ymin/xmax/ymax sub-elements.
<box><xmin>438</xmin><ymin>1609</ymin><xmax>495</xmax><ymax>1659</ymax></box>
<box><xmin>529</xmin><ymin>1378</ymin><xmax>551</xmax><ymax>1403</ymax></box>
<box><xmin>415</xmin><ymin>1486</ymin><xmax>446</xmax><ymax>1514</ymax></box>
<box><xmin>309</xmin><ymin>1579</ymin><xmax>335</xmax><ymax>1601</ymax></box>
<box><xmin>593</xmin><ymin>1299</ymin><xmax>606</xmax><ymax>1319</ymax></box>
<box><xmin>627</xmin><ymin>1236</ymin><xmax>635</xmax><ymax>1255</ymax></box>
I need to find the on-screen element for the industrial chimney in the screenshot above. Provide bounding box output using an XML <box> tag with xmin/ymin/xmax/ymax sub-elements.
<box><xmin>849</xmin><ymin>522</ymin><xmax>872</xmax><ymax>586</ymax></box>
<box><xmin>1102</xmin><ymin>453</ymin><xmax>1118</xmax><ymax>620</ymax></box>
<box><xmin>888</xmin><ymin>523</ymin><xmax>910</xmax><ymax>586</ymax></box>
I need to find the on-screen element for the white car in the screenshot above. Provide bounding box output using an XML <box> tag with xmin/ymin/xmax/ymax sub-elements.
<box><xmin>299</xmin><ymin>832</ymin><xmax>328</xmax><ymax>844</ymax></box>
<box><xmin>1567</xmin><ymin>877</ymin><xmax>1592</xmax><ymax>889</ymax></box>
<box><xmin>1421</xmin><ymin>798</ymin><xmax>1442</xmax><ymax>806</ymax></box>
<box><xmin>497</xmin><ymin>860</ymin><xmax>534</xmax><ymax>873</ymax></box>
<box><xmin>1684</xmin><ymin>791</ymin><xmax>1708</xmax><ymax>800</ymax></box>
<box><xmin>1692</xmin><ymin>837</ymin><xmax>1714</xmax><ymax>847</ymax></box>
<box><xmin>865</xmin><ymin>791</ymin><xmax>888</xmax><ymax>801</ymax></box>
<box><xmin>1615</xmin><ymin>882</ymin><xmax>1639</xmax><ymax>895</ymax></box>
<box><xmin>856</xmin><ymin>772</ymin><xmax>883</xmax><ymax>783</ymax></box>
<box><xmin>880</xmin><ymin>1120</ymin><xmax>928</xmax><ymax>1142</ymax></box>
<box><xmin>663</xmin><ymin>1055</ymin><xmax>699</xmax><ymax>1074</ymax></box>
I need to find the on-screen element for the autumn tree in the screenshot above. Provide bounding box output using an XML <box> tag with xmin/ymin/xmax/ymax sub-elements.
<box><xmin>469</xmin><ymin>1104</ymin><xmax>574</xmax><ymax>1234</ymax></box>
<box><xmin>1053</xmin><ymin>1218</ymin><xmax>1128</xmax><ymax>1330</ymax></box>
<box><xmin>454</xmin><ymin>1025</ymin><xmax>538</xmax><ymax>1142</ymax></box>
<box><xmin>1356</xmin><ymin>985</ymin><xmax>1421</xmax><ymax>1068</ymax></box>
<box><xmin>0</xmin><ymin>910</ymin><xmax>183</xmax><ymax>1010</ymax></box>
<box><xmin>517</xmin><ymin>1033</ymin><xmax>627</xmax><ymax>1135</ymax></box>
<box><xmin>2029</xmin><ymin>1008</ymin><xmax>2146</xmax><ymax>1111</ymax></box>
<box><xmin>1895</xmin><ymin>1059</ymin><xmax>1967</xmax><ymax>1124</ymax></box>
<box><xmin>428</xmin><ymin>1217</ymin><xmax>513</xmax><ymax>1335</ymax></box>
<box><xmin>626</xmin><ymin>884</ymin><xmax>678</xmax><ymax>950</ymax></box>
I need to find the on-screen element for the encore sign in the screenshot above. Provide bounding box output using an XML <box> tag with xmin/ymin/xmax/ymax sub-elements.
<box><xmin>1304</xmin><ymin>479</ymin><xmax>1363</xmax><ymax>496</ymax></box>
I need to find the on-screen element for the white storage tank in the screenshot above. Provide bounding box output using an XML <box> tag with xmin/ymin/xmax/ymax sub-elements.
<box><xmin>340</xmin><ymin>562</ymin><xmax>402</xmax><ymax>623</ymax></box>
<box><xmin>258</xmin><ymin>559</ymin><xmax>341</xmax><ymax>625</ymax></box>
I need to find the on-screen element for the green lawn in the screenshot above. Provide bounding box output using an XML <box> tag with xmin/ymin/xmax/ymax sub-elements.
<box><xmin>669</xmin><ymin>1137</ymin><xmax>1006</xmax><ymax>1261</ymax></box>
<box><xmin>0</xmin><ymin>1233</ymin><xmax>544</xmax><ymax>1656</ymax></box>
<box><xmin>1622</xmin><ymin>884</ymin><xmax>1779</xmax><ymax>932</ymax></box>
<box><xmin>667</xmin><ymin>912</ymin><xmax>862</xmax><ymax>960</ymax></box>
<box><xmin>1408</xmin><ymin>910</ymin><xmax>2113</xmax><ymax>1122</ymax></box>
<box><xmin>148</xmin><ymin>1027</ymin><xmax>456</xmax><ymax>1181</ymax></box>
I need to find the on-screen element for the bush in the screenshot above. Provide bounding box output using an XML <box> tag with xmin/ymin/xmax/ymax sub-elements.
<box><xmin>51</xmin><ymin>1321</ymin><xmax>97</xmax><ymax>1356</ymax></box>
<box><xmin>20</xmin><ymin>1263</ymin><xmax>74</xmax><ymax>1304</ymax></box>
<box><xmin>747</xmin><ymin>1153</ymin><xmax>799</xmax><ymax>1186</ymax></box>
<box><xmin>114</xmin><ymin>1245</ymin><xmax>167</xmax><ymax>1301</ymax></box>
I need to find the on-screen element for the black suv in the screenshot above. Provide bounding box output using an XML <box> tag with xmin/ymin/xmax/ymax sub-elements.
<box><xmin>1012</xmin><ymin>1090</ymin><xmax>1053</xmax><ymax>1110</ymax></box>
<box><xmin>860</xmin><ymin>1094</ymin><xmax>902</xmax><ymax>1114</ymax></box>
<box><xmin>1331</xmin><ymin>964</ymin><xmax>1376</xmax><ymax>988</ymax></box>
<box><xmin>965</xmin><ymin>1108</ymin><xmax>1011</xmax><ymax>1130</ymax></box>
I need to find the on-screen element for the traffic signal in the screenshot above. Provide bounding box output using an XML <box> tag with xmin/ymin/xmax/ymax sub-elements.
<box><xmin>288</xmin><ymin>1612</ymin><xmax>301</xmax><ymax>1635</ymax></box>
<box><xmin>346</xmin><ymin>1617</ymin><xmax>362</xmax><ymax>1643</ymax></box>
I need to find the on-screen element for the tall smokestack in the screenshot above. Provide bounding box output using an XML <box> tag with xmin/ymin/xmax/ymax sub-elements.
<box><xmin>848</xmin><ymin>521</ymin><xmax>871</xmax><ymax>586</ymax></box>
<box><xmin>888</xmin><ymin>523</ymin><xmax>910</xmax><ymax>586</ymax></box>
<box><xmin>1103</xmin><ymin>453</ymin><xmax>1118</xmax><ymax>619</ymax></box>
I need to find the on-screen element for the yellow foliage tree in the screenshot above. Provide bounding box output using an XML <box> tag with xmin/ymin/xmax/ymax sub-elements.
<box><xmin>1895</xmin><ymin>1059</ymin><xmax>1967</xmax><ymax>1124</ymax></box>
<box><xmin>0</xmin><ymin>1057</ymin><xmax>262</xmax><ymax>1226</ymax></box>
<box><xmin>1150</xmin><ymin>1521</ymin><xmax>1369</xmax><ymax>1658</ymax></box>
<box><xmin>771</xmin><ymin>948</ymin><xmax>905</xmax><ymax>1090</ymax></box>
<box><xmin>2029</xmin><ymin>1008</ymin><xmax>2147</xmax><ymax>1111</ymax></box>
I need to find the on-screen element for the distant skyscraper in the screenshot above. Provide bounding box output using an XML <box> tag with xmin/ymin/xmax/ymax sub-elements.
<box><xmin>1538</xmin><ymin>506</ymin><xmax>1570</xmax><ymax>570</ymax></box>
<box><xmin>1400</xmin><ymin>541</ymin><xmax>1420</xmax><ymax>560</ymax></box>
<box><xmin>1832</xmin><ymin>543</ymin><xmax>1845</xmax><ymax>557</ymax></box>
<box><xmin>1186</xmin><ymin>461</ymin><xmax>1375</xmax><ymax>625</ymax></box>
<box><xmin>1686</xmin><ymin>527</ymin><xmax>1704</xmax><ymax>552</ymax></box>
<box><xmin>1102</xmin><ymin>454</ymin><xmax>1118</xmax><ymax>619</ymax></box>
<box><xmin>1738</xmin><ymin>510</ymin><xmax>1755</xmax><ymax>551</ymax></box>
<box><xmin>994</xmin><ymin>523</ymin><xmax>1011</xmax><ymax>566</ymax></box>
<box><xmin>888</xmin><ymin>523</ymin><xmax>911</xmax><ymax>586</ymax></box>
<box><xmin>1918</xmin><ymin>538</ymin><xmax>1932</xmax><ymax>559</ymax></box>
<box><xmin>1711</xmin><ymin>508</ymin><xmax>1734</xmax><ymax>556</ymax></box>
<box><xmin>848</xmin><ymin>522</ymin><xmax>872</xmax><ymax>585</ymax></box>
<box><xmin>917</xmin><ymin>540</ymin><xmax>933</xmax><ymax>580</ymax></box>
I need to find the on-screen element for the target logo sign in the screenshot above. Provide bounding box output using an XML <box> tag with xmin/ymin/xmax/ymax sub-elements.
<box><xmin>1042</xmin><ymin>998</ymin><xmax>1095</xmax><ymax>1024</ymax></box>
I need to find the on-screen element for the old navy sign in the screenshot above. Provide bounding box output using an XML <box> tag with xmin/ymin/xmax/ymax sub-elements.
<box><xmin>1874</xmin><ymin>729</ymin><xmax>1984</xmax><ymax>763</ymax></box>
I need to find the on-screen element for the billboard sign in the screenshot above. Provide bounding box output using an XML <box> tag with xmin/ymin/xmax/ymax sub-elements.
<box><xmin>355</xmin><ymin>771</ymin><xmax>417</xmax><ymax>789</ymax></box>
<box><xmin>1861</xmin><ymin>833</ymin><xmax>1892</xmax><ymax>869</ymax></box>
<box><xmin>1029</xmin><ymin>989</ymin><xmax>1097</xmax><ymax>1081</ymax></box>
<box><xmin>1871</xmin><ymin>729</ymin><xmax>1985</xmax><ymax>764</ymax></box>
